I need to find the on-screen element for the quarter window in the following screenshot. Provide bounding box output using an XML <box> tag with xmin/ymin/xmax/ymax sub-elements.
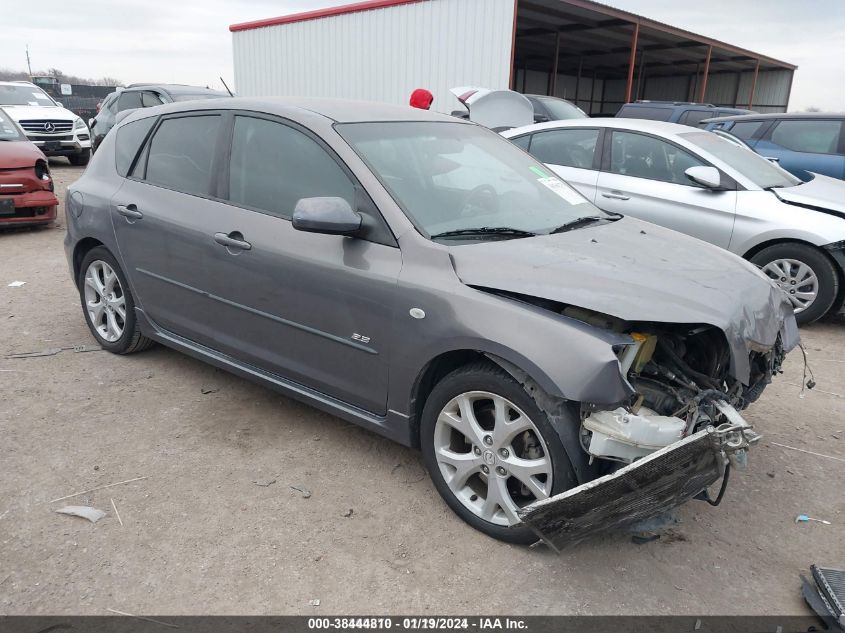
<box><xmin>116</xmin><ymin>91</ymin><xmax>143</xmax><ymax>112</ymax></box>
<box><xmin>228</xmin><ymin>116</ymin><xmax>354</xmax><ymax>219</ymax></box>
<box><xmin>141</xmin><ymin>92</ymin><xmax>163</xmax><ymax>107</ymax></box>
<box><xmin>609</xmin><ymin>131</ymin><xmax>707</xmax><ymax>185</ymax></box>
<box><xmin>115</xmin><ymin>116</ymin><xmax>156</xmax><ymax>177</ymax></box>
<box><xmin>145</xmin><ymin>115</ymin><xmax>221</xmax><ymax>196</ymax></box>
<box><xmin>727</xmin><ymin>121</ymin><xmax>764</xmax><ymax>140</ymax></box>
<box><xmin>770</xmin><ymin>120</ymin><xmax>842</xmax><ymax>154</ymax></box>
<box><xmin>529</xmin><ymin>129</ymin><xmax>599</xmax><ymax>169</ymax></box>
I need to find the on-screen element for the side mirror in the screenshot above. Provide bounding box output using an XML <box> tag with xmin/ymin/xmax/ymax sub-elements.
<box><xmin>685</xmin><ymin>166</ymin><xmax>722</xmax><ymax>189</ymax></box>
<box><xmin>292</xmin><ymin>197</ymin><xmax>362</xmax><ymax>236</ymax></box>
<box><xmin>55</xmin><ymin>101</ymin><xmax>63</xmax><ymax>108</ymax></box>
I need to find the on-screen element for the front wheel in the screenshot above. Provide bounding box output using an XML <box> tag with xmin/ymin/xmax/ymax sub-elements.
<box><xmin>420</xmin><ymin>362</ymin><xmax>576</xmax><ymax>544</ymax></box>
<box><xmin>750</xmin><ymin>243</ymin><xmax>839</xmax><ymax>325</ymax></box>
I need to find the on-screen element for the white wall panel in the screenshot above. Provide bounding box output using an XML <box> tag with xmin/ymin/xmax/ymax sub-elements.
<box><xmin>233</xmin><ymin>0</ymin><xmax>516</xmax><ymax>114</ymax></box>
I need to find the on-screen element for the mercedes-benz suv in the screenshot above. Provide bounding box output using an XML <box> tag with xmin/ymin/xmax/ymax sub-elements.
<box><xmin>0</xmin><ymin>81</ymin><xmax>92</xmax><ymax>166</ymax></box>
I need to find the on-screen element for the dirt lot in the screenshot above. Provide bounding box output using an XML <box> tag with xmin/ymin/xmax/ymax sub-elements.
<box><xmin>1</xmin><ymin>162</ymin><xmax>844</xmax><ymax>615</ymax></box>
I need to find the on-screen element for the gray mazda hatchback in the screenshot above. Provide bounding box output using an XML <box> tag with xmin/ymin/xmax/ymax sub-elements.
<box><xmin>65</xmin><ymin>98</ymin><xmax>798</xmax><ymax>549</ymax></box>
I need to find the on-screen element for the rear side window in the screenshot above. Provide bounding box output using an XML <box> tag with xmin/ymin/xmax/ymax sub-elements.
<box><xmin>678</xmin><ymin>110</ymin><xmax>715</xmax><ymax>126</ymax></box>
<box><xmin>116</xmin><ymin>91</ymin><xmax>143</xmax><ymax>112</ymax></box>
<box><xmin>617</xmin><ymin>105</ymin><xmax>673</xmax><ymax>121</ymax></box>
<box><xmin>727</xmin><ymin>120</ymin><xmax>764</xmax><ymax>140</ymax></box>
<box><xmin>115</xmin><ymin>117</ymin><xmax>156</xmax><ymax>177</ymax></box>
<box><xmin>228</xmin><ymin>115</ymin><xmax>354</xmax><ymax>219</ymax></box>
<box><xmin>770</xmin><ymin>120</ymin><xmax>842</xmax><ymax>154</ymax></box>
<box><xmin>145</xmin><ymin>115</ymin><xmax>221</xmax><ymax>196</ymax></box>
<box><xmin>141</xmin><ymin>92</ymin><xmax>163</xmax><ymax>107</ymax></box>
<box><xmin>529</xmin><ymin>128</ymin><xmax>599</xmax><ymax>169</ymax></box>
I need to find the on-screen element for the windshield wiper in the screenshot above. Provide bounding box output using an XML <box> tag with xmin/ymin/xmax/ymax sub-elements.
<box><xmin>549</xmin><ymin>213</ymin><xmax>620</xmax><ymax>235</ymax></box>
<box><xmin>430</xmin><ymin>227</ymin><xmax>536</xmax><ymax>239</ymax></box>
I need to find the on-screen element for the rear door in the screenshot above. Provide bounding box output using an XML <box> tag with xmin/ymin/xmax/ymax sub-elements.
<box><xmin>594</xmin><ymin>129</ymin><xmax>737</xmax><ymax>248</ymax></box>
<box><xmin>753</xmin><ymin>119</ymin><xmax>845</xmax><ymax>181</ymax></box>
<box><xmin>523</xmin><ymin>127</ymin><xmax>601</xmax><ymax>201</ymax></box>
<box><xmin>110</xmin><ymin>111</ymin><xmax>227</xmax><ymax>349</ymax></box>
<box><xmin>202</xmin><ymin>113</ymin><xmax>401</xmax><ymax>414</ymax></box>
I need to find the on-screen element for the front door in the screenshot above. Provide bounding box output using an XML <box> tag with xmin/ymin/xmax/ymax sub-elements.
<box><xmin>203</xmin><ymin>114</ymin><xmax>401</xmax><ymax>415</ymax></box>
<box><xmin>594</xmin><ymin>130</ymin><xmax>737</xmax><ymax>249</ymax></box>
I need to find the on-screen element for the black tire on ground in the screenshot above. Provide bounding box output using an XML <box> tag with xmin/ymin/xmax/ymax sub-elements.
<box><xmin>420</xmin><ymin>361</ymin><xmax>577</xmax><ymax>544</ymax></box>
<box><xmin>68</xmin><ymin>150</ymin><xmax>91</xmax><ymax>166</ymax></box>
<box><xmin>77</xmin><ymin>246</ymin><xmax>154</xmax><ymax>354</ymax></box>
<box><xmin>750</xmin><ymin>242</ymin><xmax>839</xmax><ymax>326</ymax></box>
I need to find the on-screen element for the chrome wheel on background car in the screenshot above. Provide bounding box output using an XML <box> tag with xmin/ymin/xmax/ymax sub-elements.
<box><xmin>84</xmin><ymin>260</ymin><xmax>126</xmax><ymax>342</ymax></box>
<box><xmin>433</xmin><ymin>391</ymin><xmax>553</xmax><ymax>526</ymax></box>
<box><xmin>750</xmin><ymin>242</ymin><xmax>840</xmax><ymax>326</ymax></box>
<box><xmin>761</xmin><ymin>258</ymin><xmax>819</xmax><ymax>314</ymax></box>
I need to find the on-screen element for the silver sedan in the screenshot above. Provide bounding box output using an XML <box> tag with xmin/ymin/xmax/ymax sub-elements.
<box><xmin>503</xmin><ymin>119</ymin><xmax>845</xmax><ymax>324</ymax></box>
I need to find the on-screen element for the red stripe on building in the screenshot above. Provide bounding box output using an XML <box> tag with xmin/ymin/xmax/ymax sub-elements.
<box><xmin>230</xmin><ymin>0</ymin><xmax>429</xmax><ymax>32</ymax></box>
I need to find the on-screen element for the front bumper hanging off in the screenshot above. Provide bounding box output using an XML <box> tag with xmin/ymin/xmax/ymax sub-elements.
<box><xmin>516</xmin><ymin>423</ymin><xmax>750</xmax><ymax>552</ymax></box>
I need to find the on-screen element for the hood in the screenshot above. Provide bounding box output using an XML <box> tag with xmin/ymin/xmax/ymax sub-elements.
<box><xmin>449</xmin><ymin>87</ymin><xmax>534</xmax><ymax>130</ymax></box>
<box><xmin>449</xmin><ymin>216</ymin><xmax>798</xmax><ymax>383</ymax></box>
<box><xmin>772</xmin><ymin>174</ymin><xmax>845</xmax><ymax>217</ymax></box>
<box><xmin>2</xmin><ymin>104</ymin><xmax>77</xmax><ymax>122</ymax></box>
<box><xmin>0</xmin><ymin>139</ymin><xmax>46</xmax><ymax>169</ymax></box>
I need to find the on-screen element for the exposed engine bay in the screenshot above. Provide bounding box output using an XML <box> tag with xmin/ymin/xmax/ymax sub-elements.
<box><xmin>571</xmin><ymin>305</ymin><xmax>786</xmax><ymax>466</ymax></box>
<box><xmin>513</xmin><ymin>305</ymin><xmax>790</xmax><ymax>550</ymax></box>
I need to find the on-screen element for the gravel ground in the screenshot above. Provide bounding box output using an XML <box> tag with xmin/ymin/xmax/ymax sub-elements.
<box><xmin>1</xmin><ymin>162</ymin><xmax>843</xmax><ymax>615</ymax></box>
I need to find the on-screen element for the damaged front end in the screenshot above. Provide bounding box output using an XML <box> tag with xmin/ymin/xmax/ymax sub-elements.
<box><xmin>517</xmin><ymin>310</ymin><xmax>788</xmax><ymax>551</ymax></box>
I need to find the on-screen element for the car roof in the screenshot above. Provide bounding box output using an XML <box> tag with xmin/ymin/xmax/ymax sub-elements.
<box><xmin>501</xmin><ymin>117</ymin><xmax>698</xmax><ymax>138</ymax></box>
<box><xmin>125</xmin><ymin>96</ymin><xmax>465</xmax><ymax>124</ymax></box>
<box><xmin>122</xmin><ymin>84</ymin><xmax>229</xmax><ymax>97</ymax></box>
<box><xmin>703</xmin><ymin>112</ymin><xmax>845</xmax><ymax>123</ymax></box>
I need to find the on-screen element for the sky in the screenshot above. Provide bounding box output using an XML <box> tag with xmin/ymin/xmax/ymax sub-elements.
<box><xmin>3</xmin><ymin>0</ymin><xmax>844</xmax><ymax>111</ymax></box>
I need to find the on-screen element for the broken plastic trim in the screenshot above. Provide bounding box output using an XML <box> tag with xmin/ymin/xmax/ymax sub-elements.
<box><xmin>516</xmin><ymin>428</ymin><xmax>725</xmax><ymax>552</ymax></box>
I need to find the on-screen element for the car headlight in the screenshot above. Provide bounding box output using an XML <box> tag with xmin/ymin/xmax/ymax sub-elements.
<box><xmin>73</xmin><ymin>118</ymin><xmax>87</xmax><ymax>131</ymax></box>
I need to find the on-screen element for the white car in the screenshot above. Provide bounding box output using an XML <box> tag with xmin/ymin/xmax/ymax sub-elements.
<box><xmin>502</xmin><ymin>118</ymin><xmax>845</xmax><ymax>324</ymax></box>
<box><xmin>0</xmin><ymin>81</ymin><xmax>92</xmax><ymax>166</ymax></box>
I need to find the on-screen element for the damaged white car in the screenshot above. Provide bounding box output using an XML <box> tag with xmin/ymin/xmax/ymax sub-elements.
<box><xmin>65</xmin><ymin>99</ymin><xmax>798</xmax><ymax>548</ymax></box>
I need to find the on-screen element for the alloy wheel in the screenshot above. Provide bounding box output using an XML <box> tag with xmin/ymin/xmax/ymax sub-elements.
<box><xmin>83</xmin><ymin>260</ymin><xmax>126</xmax><ymax>342</ymax></box>
<box><xmin>433</xmin><ymin>391</ymin><xmax>553</xmax><ymax>526</ymax></box>
<box><xmin>761</xmin><ymin>258</ymin><xmax>819</xmax><ymax>313</ymax></box>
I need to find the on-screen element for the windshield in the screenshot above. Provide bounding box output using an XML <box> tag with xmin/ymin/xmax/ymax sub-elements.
<box><xmin>337</xmin><ymin>121</ymin><xmax>608</xmax><ymax>239</ymax></box>
<box><xmin>0</xmin><ymin>110</ymin><xmax>24</xmax><ymax>141</ymax></box>
<box><xmin>0</xmin><ymin>84</ymin><xmax>56</xmax><ymax>107</ymax></box>
<box><xmin>538</xmin><ymin>97</ymin><xmax>587</xmax><ymax>120</ymax></box>
<box><xmin>679</xmin><ymin>130</ymin><xmax>801</xmax><ymax>189</ymax></box>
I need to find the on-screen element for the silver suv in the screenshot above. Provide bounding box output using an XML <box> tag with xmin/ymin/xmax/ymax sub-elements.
<box><xmin>65</xmin><ymin>98</ymin><xmax>797</xmax><ymax>548</ymax></box>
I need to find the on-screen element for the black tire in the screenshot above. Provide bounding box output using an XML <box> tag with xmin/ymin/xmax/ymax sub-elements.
<box><xmin>420</xmin><ymin>361</ymin><xmax>577</xmax><ymax>544</ymax></box>
<box><xmin>77</xmin><ymin>246</ymin><xmax>154</xmax><ymax>354</ymax></box>
<box><xmin>69</xmin><ymin>150</ymin><xmax>91</xmax><ymax>166</ymax></box>
<box><xmin>750</xmin><ymin>243</ymin><xmax>839</xmax><ymax>326</ymax></box>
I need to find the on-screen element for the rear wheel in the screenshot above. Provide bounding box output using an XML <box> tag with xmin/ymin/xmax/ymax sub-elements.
<box><xmin>69</xmin><ymin>150</ymin><xmax>90</xmax><ymax>166</ymax></box>
<box><xmin>77</xmin><ymin>247</ymin><xmax>153</xmax><ymax>354</ymax></box>
<box><xmin>421</xmin><ymin>362</ymin><xmax>576</xmax><ymax>544</ymax></box>
<box><xmin>750</xmin><ymin>243</ymin><xmax>838</xmax><ymax>325</ymax></box>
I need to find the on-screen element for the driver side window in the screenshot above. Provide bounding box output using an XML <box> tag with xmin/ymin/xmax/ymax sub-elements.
<box><xmin>609</xmin><ymin>131</ymin><xmax>706</xmax><ymax>186</ymax></box>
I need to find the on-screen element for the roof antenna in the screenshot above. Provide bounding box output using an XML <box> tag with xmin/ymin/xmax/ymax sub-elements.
<box><xmin>219</xmin><ymin>77</ymin><xmax>234</xmax><ymax>97</ymax></box>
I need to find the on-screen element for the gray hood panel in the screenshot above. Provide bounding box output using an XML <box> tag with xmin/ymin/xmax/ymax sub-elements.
<box><xmin>450</xmin><ymin>216</ymin><xmax>798</xmax><ymax>383</ymax></box>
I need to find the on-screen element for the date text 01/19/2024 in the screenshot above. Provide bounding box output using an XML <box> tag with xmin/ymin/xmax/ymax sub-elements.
<box><xmin>307</xmin><ymin>618</ymin><xmax>528</xmax><ymax>630</ymax></box>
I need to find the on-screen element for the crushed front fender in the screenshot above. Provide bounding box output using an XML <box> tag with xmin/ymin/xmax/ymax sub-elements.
<box><xmin>516</xmin><ymin>428</ymin><xmax>725</xmax><ymax>551</ymax></box>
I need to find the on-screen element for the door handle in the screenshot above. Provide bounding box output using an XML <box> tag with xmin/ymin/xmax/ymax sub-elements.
<box><xmin>116</xmin><ymin>204</ymin><xmax>143</xmax><ymax>220</ymax></box>
<box><xmin>214</xmin><ymin>231</ymin><xmax>252</xmax><ymax>251</ymax></box>
<box><xmin>601</xmin><ymin>191</ymin><xmax>630</xmax><ymax>201</ymax></box>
